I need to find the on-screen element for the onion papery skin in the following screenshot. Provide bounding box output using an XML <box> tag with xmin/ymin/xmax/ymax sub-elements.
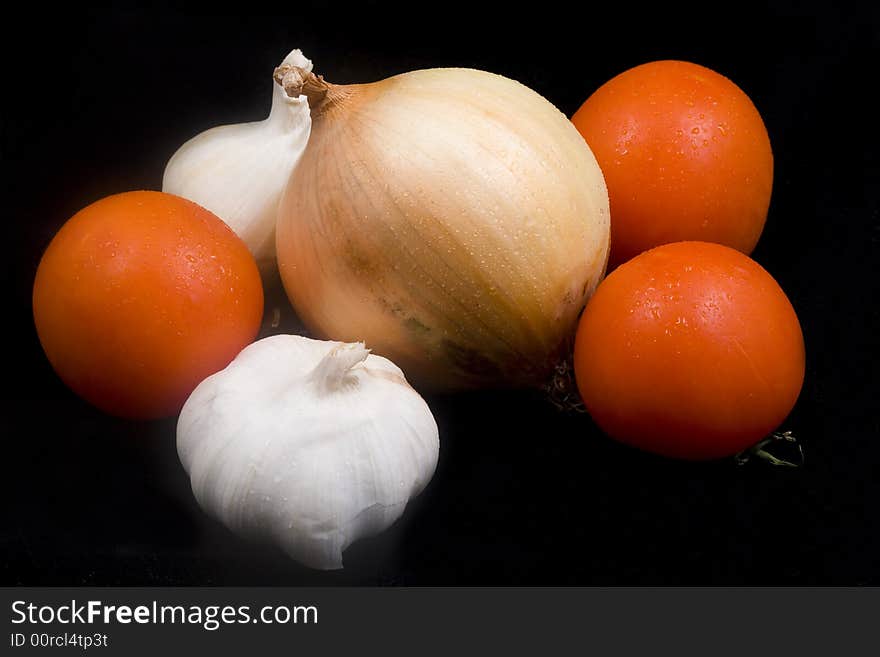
<box><xmin>277</xmin><ymin>67</ymin><xmax>610</xmax><ymax>391</ymax></box>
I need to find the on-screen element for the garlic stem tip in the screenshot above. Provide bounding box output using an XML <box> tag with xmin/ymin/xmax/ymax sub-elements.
<box><xmin>310</xmin><ymin>342</ymin><xmax>371</xmax><ymax>391</ymax></box>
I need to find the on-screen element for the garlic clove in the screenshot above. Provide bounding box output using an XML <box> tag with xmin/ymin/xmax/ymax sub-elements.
<box><xmin>162</xmin><ymin>49</ymin><xmax>313</xmax><ymax>275</ymax></box>
<box><xmin>177</xmin><ymin>334</ymin><xmax>440</xmax><ymax>570</ymax></box>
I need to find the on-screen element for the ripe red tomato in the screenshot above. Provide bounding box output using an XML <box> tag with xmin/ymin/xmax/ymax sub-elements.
<box><xmin>573</xmin><ymin>241</ymin><xmax>804</xmax><ymax>460</ymax></box>
<box><xmin>572</xmin><ymin>60</ymin><xmax>773</xmax><ymax>268</ymax></box>
<box><xmin>33</xmin><ymin>191</ymin><xmax>264</xmax><ymax>419</ymax></box>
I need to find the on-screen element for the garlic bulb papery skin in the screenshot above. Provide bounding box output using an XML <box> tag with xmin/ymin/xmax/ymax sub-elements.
<box><xmin>177</xmin><ymin>334</ymin><xmax>439</xmax><ymax>570</ymax></box>
<box><xmin>275</xmin><ymin>66</ymin><xmax>610</xmax><ymax>391</ymax></box>
<box><xmin>162</xmin><ymin>49</ymin><xmax>313</xmax><ymax>274</ymax></box>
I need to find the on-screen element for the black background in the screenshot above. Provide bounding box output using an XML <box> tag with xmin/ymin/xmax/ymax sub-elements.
<box><xmin>3</xmin><ymin>1</ymin><xmax>878</xmax><ymax>585</ymax></box>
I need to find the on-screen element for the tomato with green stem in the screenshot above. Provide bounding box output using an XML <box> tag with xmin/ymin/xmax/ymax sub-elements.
<box><xmin>573</xmin><ymin>241</ymin><xmax>804</xmax><ymax>460</ymax></box>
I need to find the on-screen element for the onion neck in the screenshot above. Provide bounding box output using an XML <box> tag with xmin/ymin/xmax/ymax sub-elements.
<box><xmin>273</xmin><ymin>65</ymin><xmax>349</xmax><ymax>117</ymax></box>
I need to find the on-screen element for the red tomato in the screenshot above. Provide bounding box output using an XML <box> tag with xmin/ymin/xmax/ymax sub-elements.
<box><xmin>573</xmin><ymin>241</ymin><xmax>804</xmax><ymax>460</ymax></box>
<box><xmin>33</xmin><ymin>191</ymin><xmax>264</xmax><ymax>419</ymax></box>
<box><xmin>572</xmin><ymin>60</ymin><xmax>773</xmax><ymax>268</ymax></box>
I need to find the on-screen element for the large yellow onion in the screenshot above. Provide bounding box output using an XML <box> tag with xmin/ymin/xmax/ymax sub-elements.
<box><xmin>276</xmin><ymin>65</ymin><xmax>609</xmax><ymax>390</ymax></box>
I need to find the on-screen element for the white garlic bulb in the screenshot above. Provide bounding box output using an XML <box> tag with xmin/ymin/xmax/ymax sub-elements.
<box><xmin>177</xmin><ymin>334</ymin><xmax>440</xmax><ymax>570</ymax></box>
<box><xmin>162</xmin><ymin>49</ymin><xmax>313</xmax><ymax>274</ymax></box>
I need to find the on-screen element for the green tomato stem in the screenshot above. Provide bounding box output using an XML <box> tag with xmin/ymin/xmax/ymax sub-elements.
<box><xmin>735</xmin><ymin>430</ymin><xmax>804</xmax><ymax>467</ymax></box>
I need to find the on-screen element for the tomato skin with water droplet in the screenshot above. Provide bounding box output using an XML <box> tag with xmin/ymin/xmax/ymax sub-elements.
<box><xmin>573</xmin><ymin>241</ymin><xmax>804</xmax><ymax>460</ymax></box>
<box><xmin>33</xmin><ymin>191</ymin><xmax>264</xmax><ymax>420</ymax></box>
<box><xmin>572</xmin><ymin>60</ymin><xmax>773</xmax><ymax>268</ymax></box>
